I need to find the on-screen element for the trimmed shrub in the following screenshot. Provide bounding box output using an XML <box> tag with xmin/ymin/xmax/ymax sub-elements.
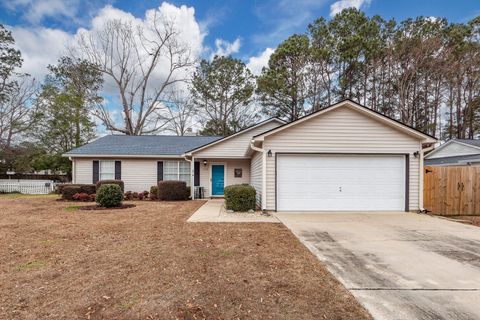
<box><xmin>89</xmin><ymin>194</ymin><xmax>96</xmax><ymax>202</ymax></box>
<box><xmin>138</xmin><ymin>193</ymin><xmax>144</xmax><ymax>200</ymax></box>
<box><xmin>157</xmin><ymin>180</ymin><xmax>189</xmax><ymax>201</ymax></box>
<box><xmin>61</xmin><ymin>184</ymin><xmax>96</xmax><ymax>200</ymax></box>
<box><xmin>150</xmin><ymin>186</ymin><xmax>158</xmax><ymax>200</ymax></box>
<box><xmin>96</xmin><ymin>180</ymin><xmax>124</xmax><ymax>192</ymax></box>
<box><xmin>96</xmin><ymin>184</ymin><xmax>123</xmax><ymax>208</ymax></box>
<box><xmin>72</xmin><ymin>193</ymin><xmax>91</xmax><ymax>202</ymax></box>
<box><xmin>133</xmin><ymin>192</ymin><xmax>139</xmax><ymax>199</ymax></box>
<box><xmin>142</xmin><ymin>190</ymin><xmax>149</xmax><ymax>198</ymax></box>
<box><xmin>224</xmin><ymin>184</ymin><xmax>256</xmax><ymax>212</ymax></box>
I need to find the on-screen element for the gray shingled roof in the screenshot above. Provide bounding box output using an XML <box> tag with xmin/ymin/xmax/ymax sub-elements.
<box><xmin>454</xmin><ymin>139</ymin><xmax>480</xmax><ymax>148</ymax></box>
<box><xmin>425</xmin><ymin>154</ymin><xmax>480</xmax><ymax>166</ymax></box>
<box><xmin>64</xmin><ymin>135</ymin><xmax>222</xmax><ymax>156</ymax></box>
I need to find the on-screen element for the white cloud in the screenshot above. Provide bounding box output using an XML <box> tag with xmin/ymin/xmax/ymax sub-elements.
<box><xmin>247</xmin><ymin>48</ymin><xmax>274</xmax><ymax>75</ymax></box>
<box><xmin>10</xmin><ymin>26</ymin><xmax>74</xmax><ymax>80</ymax></box>
<box><xmin>9</xmin><ymin>2</ymin><xmax>205</xmax><ymax>84</ymax></box>
<box><xmin>1</xmin><ymin>0</ymin><xmax>80</xmax><ymax>24</ymax></box>
<box><xmin>210</xmin><ymin>37</ymin><xmax>241</xmax><ymax>59</ymax></box>
<box><xmin>330</xmin><ymin>0</ymin><xmax>371</xmax><ymax>17</ymax></box>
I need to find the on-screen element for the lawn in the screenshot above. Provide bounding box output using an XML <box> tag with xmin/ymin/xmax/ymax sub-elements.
<box><xmin>0</xmin><ymin>195</ymin><xmax>371</xmax><ymax>319</ymax></box>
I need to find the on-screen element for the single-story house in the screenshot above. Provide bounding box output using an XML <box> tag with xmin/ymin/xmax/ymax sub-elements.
<box><xmin>425</xmin><ymin>139</ymin><xmax>480</xmax><ymax>166</ymax></box>
<box><xmin>64</xmin><ymin>100</ymin><xmax>436</xmax><ymax>212</ymax></box>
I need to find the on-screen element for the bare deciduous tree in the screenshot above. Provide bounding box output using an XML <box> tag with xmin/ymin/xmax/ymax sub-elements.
<box><xmin>73</xmin><ymin>12</ymin><xmax>196</xmax><ymax>135</ymax></box>
<box><xmin>0</xmin><ymin>76</ymin><xmax>37</xmax><ymax>148</ymax></box>
<box><xmin>160</xmin><ymin>90</ymin><xmax>198</xmax><ymax>136</ymax></box>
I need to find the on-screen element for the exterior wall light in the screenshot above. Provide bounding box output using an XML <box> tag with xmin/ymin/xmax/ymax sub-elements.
<box><xmin>413</xmin><ymin>151</ymin><xmax>420</xmax><ymax>158</ymax></box>
<box><xmin>267</xmin><ymin>150</ymin><xmax>273</xmax><ymax>157</ymax></box>
<box><xmin>203</xmin><ymin>160</ymin><xmax>207</xmax><ymax>166</ymax></box>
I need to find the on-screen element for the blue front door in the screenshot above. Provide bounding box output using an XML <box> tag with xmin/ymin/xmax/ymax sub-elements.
<box><xmin>211</xmin><ymin>165</ymin><xmax>225</xmax><ymax>196</ymax></box>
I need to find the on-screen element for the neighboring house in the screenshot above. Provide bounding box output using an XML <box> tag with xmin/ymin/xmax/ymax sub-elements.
<box><xmin>64</xmin><ymin>100</ymin><xmax>436</xmax><ymax>212</ymax></box>
<box><xmin>425</xmin><ymin>139</ymin><xmax>480</xmax><ymax>166</ymax></box>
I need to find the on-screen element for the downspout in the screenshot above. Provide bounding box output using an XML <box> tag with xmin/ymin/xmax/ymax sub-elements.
<box><xmin>184</xmin><ymin>154</ymin><xmax>194</xmax><ymax>200</ymax></box>
<box><xmin>419</xmin><ymin>144</ymin><xmax>435</xmax><ymax>213</ymax></box>
<box><xmin>250</xmin><ymin>139</ymin><xmax>267</xmax><ymax>211</ymax></box>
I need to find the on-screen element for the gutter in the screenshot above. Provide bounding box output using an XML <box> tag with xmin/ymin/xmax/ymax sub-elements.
<box><xmin>250</xmin><ymin>140</ymin><xmax>267</xmax><ymax>211</ymax></box>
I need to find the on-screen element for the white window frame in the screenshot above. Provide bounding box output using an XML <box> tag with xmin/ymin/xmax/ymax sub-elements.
<box><xmin>99</xmin><ymin>160</ymin><xmax>115</xmax><ymax>181</ymax></box>
<box><xmin>164</xmin><ymin>160</ymin><xmax>191</xmax><ymax>186</ymax></box>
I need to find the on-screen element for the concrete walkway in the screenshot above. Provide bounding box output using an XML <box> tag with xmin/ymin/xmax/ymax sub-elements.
<box><xmin>188</xmin><ymin>199</ymin><xmax>279</xmax><ymax>223</ymax></box>
<box><xmin>276</xmin><ymin>211</ymin><xmax>480</xmax><ymax>320</ymax></box>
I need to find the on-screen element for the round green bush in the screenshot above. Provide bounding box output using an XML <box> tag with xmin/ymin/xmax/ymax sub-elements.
<box><xmin>96</xmin><ymin>184</ymin><xmax>123</xmax><ymax>208</ymax></box>
<box><xmin>224</xmin><ymin>184</ymin><xmax>256</xmax><ymax>212</ymax></box>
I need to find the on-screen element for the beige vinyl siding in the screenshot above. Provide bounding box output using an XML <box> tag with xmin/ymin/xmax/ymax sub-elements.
<box><xmin>263</xmin><ymin>105</ymin><xmax>421</xmax><ymax>211</ymax></box>
<box><xmin>193</xmin><ymin>121</ymin><xmax>282</xmax><ymax>158</ymax></box>
<box><xmin>74</xmin><ymin>158</ymin><xmax>93</xmax><ymax>184</ymax></box>
<box><xmin>197</xmin><ymin>159</ymin><xmax>250</xmax><ymax>197</ymax></box>
<box><xmin>250</xmin><ymin>151</ymin><xmax>263</xmax><ymax>208</ymax></box>
<box><xmin>426</xmin><ymin>142</ymin><xmax>480</xmax><ymax>159</ymax></box>
<box><xmin>73</xmin><ymin>158</ymin><xmax>185</xmax><ymax>192</ymax></box>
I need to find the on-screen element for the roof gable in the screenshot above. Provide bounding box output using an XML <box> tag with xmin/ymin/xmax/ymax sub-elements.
<box><xmin>253</xmin><ymin>100</ymin><xmax>436</xmax><ymax>143</ymax></box>
<box><xmin>185</xmin><ymin>118</ymin><xmax>285</xmax><ymax>157</ymax></box>
<box><xmin>425</xmin><ymin>139</ymin><xmax>480</xmax><ymax>159</ymax></box>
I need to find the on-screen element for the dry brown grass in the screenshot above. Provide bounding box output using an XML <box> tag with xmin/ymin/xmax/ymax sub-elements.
<box><xmin>0</xmin><ymin>195</ymin><xmax>371</xmax><ymax>320</ymax></box>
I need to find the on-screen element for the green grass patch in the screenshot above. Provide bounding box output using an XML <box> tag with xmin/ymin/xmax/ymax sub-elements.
<box><xmin>220</xmin><ymin>250</ymin><xmax>233</xmax><ymax>257</ymax></box>
<box><xmin>16</xmin><ymin>260</ymin><xmax>45</xmax><ymax>271</ymax></box>
<box><xmin>119</xmin><ymin>295</ymin><xmax>140</xmax><ymax>310</ymax></box>
<box><xmin>41</xmin><ymin>239</ymin><xmax>55</xmax><ymax>246</ymax></box>
<box><xmin>65</xmin><ymin>205</ymin><xmax>82</xmax><ymax>211</ymax></box>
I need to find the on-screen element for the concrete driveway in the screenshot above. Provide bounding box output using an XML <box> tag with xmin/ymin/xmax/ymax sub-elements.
<box><xmin>276</xmin><ymin>212</ymin><xmax>480</xmax><ymax>320</ymax></box>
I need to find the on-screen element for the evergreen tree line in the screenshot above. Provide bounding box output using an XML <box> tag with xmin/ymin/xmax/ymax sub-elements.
<box><xmin>255</xmin><ymin>8</ymin><xmax>480</xmax><ymax>139</ymax></box>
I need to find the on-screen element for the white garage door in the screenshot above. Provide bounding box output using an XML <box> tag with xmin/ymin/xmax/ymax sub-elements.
<box><xmin>277</xmin><ymin>154</ymin><xmax>406</xmax><ymax>211</ymax></box>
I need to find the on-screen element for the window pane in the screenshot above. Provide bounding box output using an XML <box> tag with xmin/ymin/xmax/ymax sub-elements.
<box><xmin>179</xmin><ymin>161</ymin><xmax>190</xmax><ymax>174</ymax></box>
<box><xmin>99</xmin><ymin>161</ymin><xmax>115</xmax><ymax>181</ymax></box>
<box><xmin>164</xmin><ymin>161</ymin><xmax>178</xmax><ymax>181</ymax></box>
<box><xmin>100</xmin><ymin>172</ymin><xmax>115</xmax><ymax>180</ymax></box>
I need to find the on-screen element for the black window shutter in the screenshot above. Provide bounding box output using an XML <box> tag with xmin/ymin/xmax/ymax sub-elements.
<box><xmin>157</xmin><ymin>161</ymin><xmax>163</xmax><ymax>182</ymax></box>
<box><xmin>93</xmin><ymin>160</ymin><xmax>99</xmax><ymax>183</ymax></box>
<box><xmin>194</xmin><ymin>161</ymin><xmax>200</xmax><ymax>186</ymax></box>
<box><xmin>115</xmin><ymin>161</ymin><xmax>121</xmax><ymax>180</ymax></box>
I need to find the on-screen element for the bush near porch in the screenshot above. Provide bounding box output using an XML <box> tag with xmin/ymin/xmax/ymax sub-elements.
<box><xmin>225</xmin><ymin>184</ymin><xmax>256</xmax><ymax>212</ymax></box>
<box><xmin>157</xmin><ymin>180</ymin><xmax>190</xmax><ymax>200</ymax></box>
<box><xmin>59</xmin><ymin>184</ymin><xmax>96</xmax><ymax>200</ymax></box>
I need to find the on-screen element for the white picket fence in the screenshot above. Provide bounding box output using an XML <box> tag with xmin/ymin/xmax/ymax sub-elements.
<box><xmin>0</xmin><ymin>179</ymin><xmax>58</xmax><ymax>194</ymax></box>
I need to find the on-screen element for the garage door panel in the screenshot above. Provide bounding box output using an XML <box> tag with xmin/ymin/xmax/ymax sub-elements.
<box><xmin>277</xmin><ymin>154</ymin><xmax>405</xmax><ymax>211</ymax></box>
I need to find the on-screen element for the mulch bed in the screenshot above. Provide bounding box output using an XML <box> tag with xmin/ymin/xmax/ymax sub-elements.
<box><xmin>79</xmin><ymin>204</ymin><xmax>136</xmax><ymax>210</ymax></box>
<box><xmin>0</xmin><ymin>195</ymin><xmax>371</xmax><ymax>320</ymax></box>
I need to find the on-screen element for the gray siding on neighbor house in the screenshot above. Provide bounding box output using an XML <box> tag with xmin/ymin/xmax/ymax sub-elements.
<box><xmin>426</xmin><ymin>142</ymin><xmax>480</xmax><ymax>159</ymax></box>
<box><xmin>250</xmin><ymin>151</ymin><xmax>263</xmax><ymax>208</ymax></box>
<box><xmin>262</xmin><ymin>105</ymin><xmax>421</xmax><ymax>211</ymax></box>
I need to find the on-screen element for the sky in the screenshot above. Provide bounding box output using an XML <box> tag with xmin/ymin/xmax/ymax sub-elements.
<box><xmin>1</xmin><ymin>0</ymin><xmax>479</xmax><ymax>81</ymax></box>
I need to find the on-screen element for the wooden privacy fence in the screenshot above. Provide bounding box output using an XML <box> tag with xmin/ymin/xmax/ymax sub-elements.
<box><xmin>0</xmin><ymin>180</ymin><xmax>57</xmax><ymax>195</ymax></box>
<box><xmin>424</xmin><ymin>166</ymin><xmax>480</xmax><ymax>216</ymax></box>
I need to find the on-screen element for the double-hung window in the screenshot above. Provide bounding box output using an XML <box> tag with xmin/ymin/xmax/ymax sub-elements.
<box><xmin>99</xmin><ymin>161</ymin><xmax>115</xmax><ymax>180</ymax></box>
<box><xmin>163</xmin><ymin>161</ymin><xmax>191</xmax><ymax>185</ymax></box>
